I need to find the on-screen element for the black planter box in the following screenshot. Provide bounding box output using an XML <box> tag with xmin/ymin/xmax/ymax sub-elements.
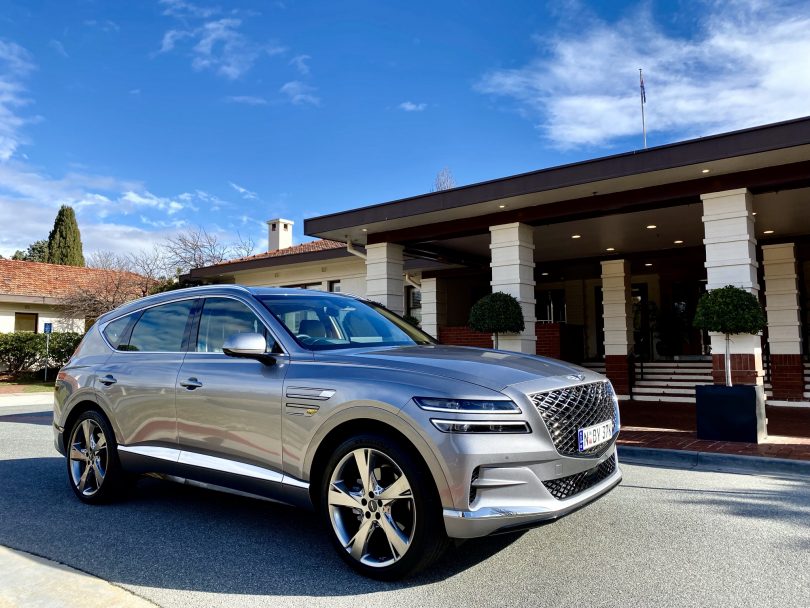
<box><xmin>695</xmin><ymin>384</ymin><xmax>767</xmax><ymax>443</ymax></box>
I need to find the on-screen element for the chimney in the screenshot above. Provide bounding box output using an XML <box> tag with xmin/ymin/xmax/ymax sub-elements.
<box><xmin>267</xmin><ymin>218</ymin><xmax>294</xmax><ymax>251</ymax></box>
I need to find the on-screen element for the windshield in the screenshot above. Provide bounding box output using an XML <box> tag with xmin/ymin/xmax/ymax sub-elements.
<box><xmin>257</xmin><ymin>293</ymin><xmax>435</xmax><ymax>351</ymax></box>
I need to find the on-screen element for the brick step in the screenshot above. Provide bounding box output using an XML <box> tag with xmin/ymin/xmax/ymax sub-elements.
<box><xmin>636</xmin><ymin>374</ymin><xmax>713</xmax><ymax>382</ymax></box>
<box><xmin>634</xmin><ymin>380</ymin><xmax>709</xmax><ymax>388</ymax></box>
<box><xmin>633</xmin><ymin>386</ymin><xmax>700</xmax><ymax>395</ymax></box>
<box><xmin>631</xmin><ymin>393</ymin><xmax>696</xmax><ymax>404</ymax></box>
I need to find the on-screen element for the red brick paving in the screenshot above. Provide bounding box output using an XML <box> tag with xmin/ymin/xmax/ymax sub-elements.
<box><xmin>618</xmin><ymin>401</ymin><xmax>810</xmax><ymax>462</ymax></box>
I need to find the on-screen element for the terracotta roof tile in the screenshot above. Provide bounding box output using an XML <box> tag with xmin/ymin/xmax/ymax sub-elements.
<box><xmin>0</xmin><ymin>259</ymin><xmax>143</xmax><ymax>299</ymax></box>
<box><xmin>211</xmin><ymin>239</ymin><xmax>346</xmax><ymax>267</ymax></box>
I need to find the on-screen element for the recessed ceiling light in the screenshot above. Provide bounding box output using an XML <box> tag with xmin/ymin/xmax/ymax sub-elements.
<box><xmin>646</xmin><ymin>225</ymin><xmax>657</xmax><ymax>229</ymax></box>
<box><xmin>361</xmin><ymin>228</ymin><xmax>367</xmax><ymax>232</ymax></box>
<box><xmin>674</xmin><ymin>240</ymin><xmax>684</xmax><ymax>244</ymax></box>
<box><xmin>645</xmin><ymin>263</ymin><xmax>653</xmax><ymax>267</ymax></box>
<box><xmin>571</xmin><ymin>234</ymin><xmax>581</xmax><ymax>239</ymax></box>
<box><xmin>702</xmin><ymin>169</ymin><xmax>710</xmax><ymax>174</ymax></box>
<box><xmin>541</xmin><ymin>272</ymin><xmax>549</xmax><ymax>276</ymax></box>
<box><xmin>606</xmin><ymin>247</ymin><xmax>615</xmax><ymax>252</ymax></box>
<box><xmin>763</xmin><ymin>230</ymin><xmax>774</xmax><ymax>234</ymax></box>
<box><xmin>752</xmin><ymin>212</ymin><xmax>757</xmax><ymax>216</ymax></box>
<box><xmin>499</xmin><ymin>204</ymin><xmax>506</xmax><ymax>209</ymax></box>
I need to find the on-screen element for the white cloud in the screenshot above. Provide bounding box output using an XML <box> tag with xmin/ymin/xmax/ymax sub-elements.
<box><xmin>159</xmin><ymin>29</ymin><xmax>192</xmax><ymax>53</ymax></box>
<box><xmin>225</xmin><ymin>95</ymin><xmax>267</xmax><ymax>105</ymax></box>
<box><xmin>0</xmin><ymin>40</ymin><xmax>36</xmax><ymax>162</ymax></box>
<box><xmin>398</xmin><ymin>101</ymin><xmax>426</xmax><ymax>112</ymax></box>
<box><xmin>159</xmin><ymin>0</ymin><xmax>219</xmax><ymax>20</ymax></box>
<box><xmin>84</xmin><ymin>19</ymin><xmax>120</xmax><ymax>33</ymax></box>
<box><xmin>49</xmin><ymin>40</ymin><xmax>69</xmax><ymax>58</ymax></box>
<box><xmin>476</xmin><ymin>0</ymin><xmax>810</xmax><ymax>149</ymax></box>
<box><xmin>228</xmin><ymin>181</ymin><xmax>258</xmax><ymax>199</ymax></box>
<box><xmin>289</xmin><ymin>54</ymin><xmax>310</xmax><ymax>75</ymax></box>
<box><xmin>280</xmin><ymin>80</ymin><xmax>319</xmax><ymax>106</ymax></box>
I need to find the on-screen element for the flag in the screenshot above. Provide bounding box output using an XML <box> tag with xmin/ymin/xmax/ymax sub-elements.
<box><xmin>640</xmin><ymin>71</ymin><xmax>646</xmax><ymax>104</ymax></box>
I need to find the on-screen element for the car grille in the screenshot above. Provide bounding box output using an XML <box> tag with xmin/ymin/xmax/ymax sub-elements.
<box><xmin>529</xmin><ymin>380</ymin><xmax>619</xmax><ymax>457</ymax></box>
<box><xmin>542</xmin><ymin>455</ymin><xmax>617</xmax><ymax>501</ymax></box>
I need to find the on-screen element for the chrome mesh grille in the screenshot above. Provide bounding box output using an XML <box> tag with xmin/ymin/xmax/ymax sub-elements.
<box><xmin>543</xmin><ymin>454</ymin><xmax>617</xmax><ymax>500</ymax></box>
<box><xmin>529</xmin><ymin>380</ymin><xmax>619</xmax><ymax>457</ymax></box>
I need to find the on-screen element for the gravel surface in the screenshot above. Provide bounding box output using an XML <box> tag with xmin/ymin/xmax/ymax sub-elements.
<box><xmin>2</xmin><ymin>403</ymin><xmax>809</xmax><ymax>608</ymax></box>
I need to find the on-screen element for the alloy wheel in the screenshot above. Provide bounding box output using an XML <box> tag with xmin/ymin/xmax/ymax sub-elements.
<box><xmin>69</xmin><ymin>419</ymin><xmax>108</xmax><ymax>497</ymax></box>
<box><xmin>327</xmin><ymin>447</ymin><xmax>416</xmax><ymax>567</ymax></box>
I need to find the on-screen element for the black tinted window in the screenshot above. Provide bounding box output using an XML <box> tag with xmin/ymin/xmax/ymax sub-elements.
<box><xmin>128</xmin><ymin>300</ymin><xmax>195</xmax><ymax>352</ymax></box>
<box><xmin>196</xmin><ymin>298</ymin><xmax>271</xmax><ymax>353</ymax></box>
<box><xmin>103</xmin><ymin>315</ymin><xmax>133</xmax><ymax>350</ymax></box>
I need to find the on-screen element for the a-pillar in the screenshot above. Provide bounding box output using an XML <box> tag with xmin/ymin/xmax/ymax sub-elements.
<box><xmin>420</xmin><ymin>277</ymin><xmax>446</xmax><ymax>339</ymax></box>
<box><xmin>365</xmin><ymin>243</ymin><xmax>405</xmax><ymax>315</ymax></box>
<box><xmin>601</xmin><ymin>260</ymin><xmax>634</xmax><ymax>398</ymax></box>
<box><xmin>763</xmin><ymin>243</ymin><xmax>804</xmax><ymax>400</ymax></box>
<box><xmin>701</xmin><ymin>188</ymin><xmax>764</xmax><ymax>385</ymax></box>
<box><xmin>489</xmin><ymin>223</ymin><xmax>536</xmax><ymax>353</ymax></box>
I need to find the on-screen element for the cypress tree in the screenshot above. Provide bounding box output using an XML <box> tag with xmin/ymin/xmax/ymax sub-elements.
<box><xmin>47</xmin><ymin>205</ymin><xmax>85</xmax><ymax>266</ymax></box>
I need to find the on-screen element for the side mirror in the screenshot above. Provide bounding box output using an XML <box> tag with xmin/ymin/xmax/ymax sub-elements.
<box><xmin>222</xmin><ymin>333</ymin><xmax>275</xmax><ymax>364</ymax></box>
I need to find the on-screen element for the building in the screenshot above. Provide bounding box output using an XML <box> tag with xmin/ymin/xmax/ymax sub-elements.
<box><xmin>189</xmin><ymin>117</ymin><xmax>810</xmax><ymax>406</ymax></box>
<box><xmin>0</xmin><ymin>259</ymin><xmax>142</xmax><ymax>333</ymax></box>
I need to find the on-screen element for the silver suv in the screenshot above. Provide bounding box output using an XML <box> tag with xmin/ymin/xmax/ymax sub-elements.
<box><xmin>54</xmin><ymin>285</ymin><xmax>621</xmax><ymax>579</ymax></box>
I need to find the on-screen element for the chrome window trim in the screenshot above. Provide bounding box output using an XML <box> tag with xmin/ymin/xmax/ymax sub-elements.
<box><xmin>98</xmin><ymin>294</ymin><xmax>288</xmax><ymax>357</ymax></box>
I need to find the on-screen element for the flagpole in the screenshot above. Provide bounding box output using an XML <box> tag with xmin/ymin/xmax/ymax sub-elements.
<box><xmin>639</xmin><ymin>68</ymin><xmax>647</xmax><ymax>149</ymax></box>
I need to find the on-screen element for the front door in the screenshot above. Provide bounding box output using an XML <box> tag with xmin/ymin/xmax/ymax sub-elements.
<box><xmin>175</xmin><ymin>296</ymin><xmax>288</xmax><ymax>487</ymax></box>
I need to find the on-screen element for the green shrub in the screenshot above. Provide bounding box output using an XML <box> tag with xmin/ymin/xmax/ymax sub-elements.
<box><xmin>0</xmin><ymin>332</ymin><xmax>45</xmax><ymax>376</ymax></box>
<box><xmin>468</xmin><ymin>292</ymin><xmax>525</xmax><ymax>349</ymax></box>
<box><xmin>693</xmin><ymin>285</ymin><xmax>765</xmax><ymax>336</ymax></box>
<box><xmin>0</xmin><ymin>331</ymin><xmax>84</xmax><ymax>377</ymax></box>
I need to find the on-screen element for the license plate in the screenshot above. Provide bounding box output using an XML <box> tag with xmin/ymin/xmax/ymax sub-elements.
<box><xmin>578</xmin><ymin>420</ymin><xmax>614</xmax><ymax>451</ymax></box>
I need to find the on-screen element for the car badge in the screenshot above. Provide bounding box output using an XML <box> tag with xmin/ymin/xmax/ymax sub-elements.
<box><xmin>566</xmin><ymin>373</ymin><xmax>585</xmax><ymax>382</ymax></box>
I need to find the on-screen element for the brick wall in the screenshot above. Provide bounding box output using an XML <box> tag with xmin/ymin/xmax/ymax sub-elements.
<box><xmin>535</xmin><ymin>323</ymin><xmax>561</xmax><ymax>359</ymax></box>
<box><xmin>438</xmin><ymin>326</ymin><xmax>493</xmax><ymax>349</ymax></box>
<box><xmin>770</xmin><ymin>354</ymin><xmax>805</xmax><ymax>400</ymax></box>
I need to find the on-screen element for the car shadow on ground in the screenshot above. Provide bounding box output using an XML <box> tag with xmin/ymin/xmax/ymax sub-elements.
<box><xmin>0</xmin><ymin>455</ymin><xmax>523</xmax><ymax>596</ymax></box>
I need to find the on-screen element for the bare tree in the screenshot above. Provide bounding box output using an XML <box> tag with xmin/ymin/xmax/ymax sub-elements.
<box><xmin>432</xmin><ymin>167</ymin><xmax>456</xmax><ymax>191</ymax></box>
<box><xmin>128</xmin><ymin>246</ymin><xmax>173</xmax><ymax>295</ymax></box>
<box><xmin>59</xmin><ymin>251</ymin><xmax>145</xmax><ymax>323</ymax></box>
<box><xmin>162</xmin><ymin>226</ymin><xmax>232</xmax><ymax>275</ymax></box>
<box><xmin>231</xmin><ymin>231</ymin><xmax>257</xmax><ymax>260</ymax></box>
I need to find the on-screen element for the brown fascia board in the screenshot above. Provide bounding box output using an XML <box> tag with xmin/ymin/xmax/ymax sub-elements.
<box><xmin>304</xmin><ymin>116</ymin><xmax>810</xmax><ymax>236</ymax></box>
<box><xmin>187</xmin><ymin>247</ymin><xmax>356</xmax><ymax>279</ymax></box>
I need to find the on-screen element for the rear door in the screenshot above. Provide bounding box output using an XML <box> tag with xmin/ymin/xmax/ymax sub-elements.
<box><xmin>95</xmin><ymin>298</ymin><xmax>197</xmax><ymax>451</ymax></box>
<box><xmin>175</xmin><ymin>296</ymin><xmax>288</xmax><ymax>486</ymax></box>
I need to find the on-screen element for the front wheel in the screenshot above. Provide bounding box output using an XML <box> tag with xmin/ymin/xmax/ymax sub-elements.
<box><xmin>320</xmin><ymin>433</ymin><xmax>448</xmax><ymax>580</ymax></box>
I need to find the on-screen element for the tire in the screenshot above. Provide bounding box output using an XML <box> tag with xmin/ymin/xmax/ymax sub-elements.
<box><xmin>65</xmin><ymin>410</ymin><xmax>127</xmax><ymax>504</ymax></box>
<box><xmin>319</xmin><ymin>432</ymin><xmax>448</xmax><ymax>580</ymax></box>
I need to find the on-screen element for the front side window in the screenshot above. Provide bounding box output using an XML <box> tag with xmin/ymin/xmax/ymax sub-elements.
<box><xmin>196</xmin><ymin>298</ymin><xmax>273</xmax><ymax>353</ymax></box>
<box><xmin>128</xmin><ymin>300</ymin><xmax>195</xmax><ymax>352</ymax></box>
<box><xmin>257</xmin><ymin>294</ymin><xmax>433</xmax><ymax>350</ymax></box>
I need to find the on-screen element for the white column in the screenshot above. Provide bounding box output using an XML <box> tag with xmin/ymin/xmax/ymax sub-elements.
<box><xmin>365</xmin><ymin>243</ymin><xmax>405</xmax><ymax>315</ymax></box>
<box><xmin>489</xmin><ymin>222</ymin><xmax>536</xmax><ymax>353</ymax></box>
<box><xmin>762</xmin><ymin>243</ymin><xmax>802</xmax><ymax>355</ymax></box>
<box><xmin>701</xmin><ymin>188</ymin><xmax>763</xmax><ymax>383</ymax></box>
<box><xmin>600</xmin><ymin>260</ymin><xmax>633</xmax><ymax>356</ymax></box>
<box><xmin>420</xmin><ymin>277</ymin><xmax>445</xmax><ymax>339</ymax></box>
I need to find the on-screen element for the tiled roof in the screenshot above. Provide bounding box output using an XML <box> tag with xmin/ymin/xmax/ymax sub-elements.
<box><xmin>0</xmin><ymin>259</ymin><xmax>144</xmax><ymax>299</ymax></box>
<box><xmin>210</xmin><ymin>239</ymin><xmax>346</xmax><ymax>267</ymax></box>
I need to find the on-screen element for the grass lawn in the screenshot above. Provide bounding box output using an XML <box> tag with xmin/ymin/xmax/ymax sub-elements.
<box><xmin>0</xmin><ymin>375</ymin><xmax>55</xmax><ymax>393</ymax></box>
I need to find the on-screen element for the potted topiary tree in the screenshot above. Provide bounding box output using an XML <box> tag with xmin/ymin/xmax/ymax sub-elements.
<box><xmin>468</xmin><ymin>292</ymin><xmax>525</xmax><ymax>349</ymax></box>
<box><xmin>693</xmin><ymin>285</ymin><xmax>767</xmax><ymax>442</ymax></box>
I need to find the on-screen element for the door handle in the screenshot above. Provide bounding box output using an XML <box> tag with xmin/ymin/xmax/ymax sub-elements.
<box><xmin>180</xmin><ymin>377</ymin><xmax>203</xmax><ymax>390</ymax></box>
<box><xmin>99</xmin><ymin>375</ymin><xmax>117</xmax><ymax>386</ymax></box>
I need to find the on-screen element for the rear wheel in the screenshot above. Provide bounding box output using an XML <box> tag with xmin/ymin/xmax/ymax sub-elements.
<box><xmin>320</xmin><ymin>433</ymin><xmax>448</xmax><ymax>580</ymax></box>
<box><xmin>66</xmin><ymin>410</ymin><xmax>126</xmax><ymax>504</ymax></box>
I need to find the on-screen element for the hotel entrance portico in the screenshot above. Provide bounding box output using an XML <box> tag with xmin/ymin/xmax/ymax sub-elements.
<box><xmin>305</xmin><ymin>118</ymin><xmax>810</xmax><ymax>406</ymax></box>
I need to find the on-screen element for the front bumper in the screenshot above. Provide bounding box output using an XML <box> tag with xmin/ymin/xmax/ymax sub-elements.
<box><xmin>442</xmin><ymin>452</ymin><xmax>622</xmax><ymax>538</ymax></box>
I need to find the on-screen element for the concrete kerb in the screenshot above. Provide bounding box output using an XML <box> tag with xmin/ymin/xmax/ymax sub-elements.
<box><xmin>0</xmin><ymin>545</ymin><xmax>158</xmax><ymax>608</ymax></box>
<box><xmin>618</xmin><ymin>445</ymin><xmax>810</xmax><ymax>479</ymax></box>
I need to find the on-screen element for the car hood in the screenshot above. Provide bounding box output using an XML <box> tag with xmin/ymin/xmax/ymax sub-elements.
<box><xmin>315</xmin><ymin>345</ymin><xmax>595</xmax><ymax>392</ymax></box>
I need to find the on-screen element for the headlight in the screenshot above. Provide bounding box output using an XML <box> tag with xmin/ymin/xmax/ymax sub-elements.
<box><xmin>431</xmin><ymin>419</ymin><xmax>531</xmax><ymax>434</ymax></box>
<box><xmin>414</xmin><ymin>397</ymin><xmax>520</xmax><ymax>413</ymax></box>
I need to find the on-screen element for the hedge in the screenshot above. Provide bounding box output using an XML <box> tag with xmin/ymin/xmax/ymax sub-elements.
<box><xmin>0</xmin><ymin>332</ymin><xmax>83</xmax><ymax>377</ymax></box>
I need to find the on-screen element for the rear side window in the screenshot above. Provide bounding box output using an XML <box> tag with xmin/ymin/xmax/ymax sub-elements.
<box><xmin>196</xmin><ymin>298</ymin><xmax>272</xmax><ymax>353</ymax></box>
<box><xmin>128</xmin><ymin>300</ymin><xmax>195</xmax><ymax>352</ymax></box>
<box><xmin>103</xmin><ymin>315</ymin><xmax>134</xmax><ymax>350</ymax></box>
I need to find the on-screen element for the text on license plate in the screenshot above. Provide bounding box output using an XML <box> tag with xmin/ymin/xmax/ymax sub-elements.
<box><xmin>578</xmin><ymin>420</ymin><xmax>614</xmax><ymax>451</ymax></box>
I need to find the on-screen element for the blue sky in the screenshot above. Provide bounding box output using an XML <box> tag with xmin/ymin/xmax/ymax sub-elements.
<box><xmin>1</xmin><ymin>0</ymin><xmax>809</xmax><ymax>257</ymax></box>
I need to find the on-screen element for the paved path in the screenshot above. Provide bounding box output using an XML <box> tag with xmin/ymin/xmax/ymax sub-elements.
<box><xmin>2</xmin><ymin>403</ymin><xmax>809</xmax><ymax>608</ymax></box>
<box><xmin>0</xmin><ymin>392</ymin><xmax>52</xmax><ymax>408</ymax></box>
